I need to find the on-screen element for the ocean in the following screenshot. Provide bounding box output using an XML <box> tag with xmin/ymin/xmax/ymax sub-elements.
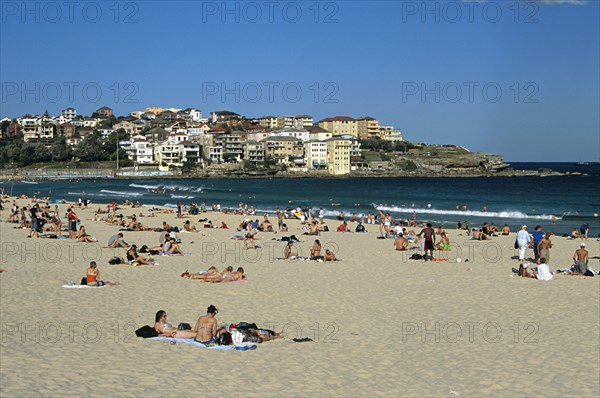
<box><xmin>2</xmin><ymin>162</ymin><xmax>599</xmax><ymax>237</ymax></box>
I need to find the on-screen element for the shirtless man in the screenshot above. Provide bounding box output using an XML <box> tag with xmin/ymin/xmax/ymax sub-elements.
<box><xmin>393</xmin><ymin>233</ymin><xmax>408</xmax><ymax>251</ymax></box>
<box><xmin>537</xmin><ymin>234</ymin><xmax>553</xmax><ymax>263</ymax></box>
<box><xmin>417</xmin><ymin>223</ymin><xmax>436</xmax><ymax>260</ymax></box>
<box><xmin>324</xmin><ymin>249</ymin><xmax>337</xmax><ymax>261</ymax></box>
<box><xmin>501</xmin><ymin>224</ymin><xmax>510</xmax><ymax>235</ymax></box>
<box><xmin>194</xmin><ymin>305</ymin><xmax>221</xmax><ymax>345</ymax></box>
<box><xmin>572</xmin><ymin>243</ymin><xmax>589</xmax><ymax>274</ymax></box>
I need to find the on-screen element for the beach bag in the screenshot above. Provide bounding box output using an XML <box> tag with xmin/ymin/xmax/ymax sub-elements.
<box><xmin>514</xmin><ymin>240</ymin><xmax>519</xmax><ymax>249</ymax></box>
<box><xmin>177</xmin><ymin>323</ymin><xmax>191</xmax><ymax>330</ymax></box>
<box><xmin>80</xmin><ymin>277</ymin><xmax>87</xmax><ymax>285</ymax></box>
<box><xmin>584</xmin><ymin>270</ymin><xmax>594</xmax><ymax>277</ymax></box>
<box><xmin>410</xmin><ymin>253</ymin><xmax>423</xmax><ymax>260</ymax></box>
<box><xmin>218</xmin><ymin>332</ymin><xmax>233</xmax><ymax>346</ymax></box>
<box><xmin>135</xmin><ymin>325</ymin><xmax>158</xmax><ymax>338</ymax></box>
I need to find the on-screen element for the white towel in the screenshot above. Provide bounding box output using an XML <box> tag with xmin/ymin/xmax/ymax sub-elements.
<box><xmin>148</xmin><ymin>337</ymin><xmax>255</xmax><ymax>350</ymax></box>
<box><xmin>536</xmin><ymin>264</ymin><xmax>553</xmax><ymax>281</ymax></box>
<box><xmin>62</xmin><ymin>285</ymin><xmax>107</xmax><ymax>289</ymax></box>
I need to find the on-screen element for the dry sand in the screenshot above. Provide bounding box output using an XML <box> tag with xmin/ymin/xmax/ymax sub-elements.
<box><xmin>1</xmin><ymin>198</ymin><xmax>598</xmax><ymax>397</ymax></box>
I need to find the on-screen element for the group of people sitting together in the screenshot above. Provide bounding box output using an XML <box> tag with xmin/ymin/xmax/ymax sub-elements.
<box><xmin>151</xmin><ymin>306</ymin><xmax>283</xmax><ymax>345</ymax></box>
<box><xmin>283</xmin><ymin>240</ymin><xmax>337</xmax><ymax>261</ymax></box>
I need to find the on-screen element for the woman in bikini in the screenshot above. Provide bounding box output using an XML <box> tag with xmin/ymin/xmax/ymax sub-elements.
<box><xmin>154</xmin><ymin>310</ymin><xmax>196</xmax><ymax>338</ymax></box>
<box><xmin>194</xmin><ymin>305</ymin><xmax>222</xmax><ymax>345</ymax></box>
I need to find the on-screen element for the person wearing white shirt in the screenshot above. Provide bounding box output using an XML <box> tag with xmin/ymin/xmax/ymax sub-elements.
<box><xmin>516</xmin><ymin>225</ymin><xmax>531</xmax><ymax>261</ymax></box>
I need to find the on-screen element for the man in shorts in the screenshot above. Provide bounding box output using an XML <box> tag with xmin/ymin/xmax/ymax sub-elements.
<box><xmin>417</xmin><ymin>223</ymin><xmax>436</xmax><ymax>261</ymax></box>
<box><xmin>573</xmin><ymin>243</ymin><xmax>589</xmax><ymax>274</ymax></box>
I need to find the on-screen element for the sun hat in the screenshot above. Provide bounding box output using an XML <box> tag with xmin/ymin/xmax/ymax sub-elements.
<box><xmin>581</xmin><ymin>243</ymin><xmax>586</xmax><ymax>247</ymax></box>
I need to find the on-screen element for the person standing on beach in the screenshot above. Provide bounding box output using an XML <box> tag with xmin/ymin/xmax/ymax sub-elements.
<box><xmin>538</xmin><ymin>234</ymin><xmax>553</xmax><ymax>264</ymax></box>
<box><xmin>67</xmin><ymin>208</ymin><xmax>78</xmax><ymax>240</ymax></box>
<box><xmin>417</xmin><ymin>223</ymin><xmax>435</xmax><ymax>260</ymax></box>
<box><xmin>532</xmin><ymin>226</ymin><xmax>544</xmax><ymax>264</ymax></box>
<box><xmin>319</xmin><ymin>208</ymin><xmax>325</xmax><ymax>224</ymax></box>
<box><xmin>29</xmin><ymin>204</ymin><xmax>39</xmax><ymax>238</ymax></box>
<box><xmin>516</xmin><ymin>225</ymin><xmax>531</xmax><ymax>261</ymax></box>
<box><xmin>579</xmin><ymin>223</ymin><xmax>589</xmax><ymax>240</ymax></box>
<box><xmin>573</xmin><ymin>243</ymin><xmax>589</xmax><ymax>274</ymax></box>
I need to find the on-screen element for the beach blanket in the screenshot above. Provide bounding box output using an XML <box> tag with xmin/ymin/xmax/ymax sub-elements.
<box><xmin>62</xmin><ymin>284</ymin><xmax>107</xmax><ymax>289</ymax></box>
<box><xmin>148</xmin><ymin>337</ymin><xmax>256</xmax><ymax>350</ymax></box>
<box><xmin>161</xmin><ymin>252</ymin><xmax>191</xmax><ymax>256</ymax></box>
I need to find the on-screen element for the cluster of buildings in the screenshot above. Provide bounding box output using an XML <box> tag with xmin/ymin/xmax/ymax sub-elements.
<box><xmin>1</xmin><ymin>107</ymin><xmax>403</xmax><ymax>175</ymax></box>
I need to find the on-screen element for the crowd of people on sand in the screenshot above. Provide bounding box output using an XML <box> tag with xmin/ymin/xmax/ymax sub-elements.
<box><xmin>1</xmin><ymin>193</ymin><xmax>597</xmax><ymax>290</ymax></box>
<box><xmin>151</xmin><ymin>306</ymin><xmax>283</xmax><ymax>345</ymax></box>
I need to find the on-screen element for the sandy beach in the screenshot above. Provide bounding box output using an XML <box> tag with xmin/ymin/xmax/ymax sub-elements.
<box><xmin>1</xmin><ymin>199</ymin><xmax>598</xmax><ymax>397</ymax></box>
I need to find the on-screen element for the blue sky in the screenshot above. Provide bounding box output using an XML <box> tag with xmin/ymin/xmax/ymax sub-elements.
<box><xmin>1</xmin><ymin>0</ymin><xmax>598</xmax><ymax>161</ymax></box>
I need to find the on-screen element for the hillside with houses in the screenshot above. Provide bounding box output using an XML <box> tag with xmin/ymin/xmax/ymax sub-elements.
<box><xmin>1</xmin><ymin>106</ymin><xmax>514</xmax><ymax>178</ymax></box>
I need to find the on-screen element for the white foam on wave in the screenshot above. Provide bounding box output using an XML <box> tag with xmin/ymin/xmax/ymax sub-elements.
<box><xmin>129</xmin><ymin>183</ymin><xmax>159</xmax><ymax>190</ymax></box>
<box><xmin>100</xmin><ymin>189</ymin><xmax>144</xmax><ymax>197</ymax></box>
<box><xmin>170</xmin><ymin>194</ymin><xmax>194</xmax><ymax>199</ymax></box>
<box><xmin>374</xmin><ymin>205</ymin><xmax>553</xmax><ymax>220</ymax></box>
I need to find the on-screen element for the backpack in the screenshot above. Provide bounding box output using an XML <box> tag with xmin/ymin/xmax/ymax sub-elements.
<box><xmin>135</xmin><ymin>325</ymin><xmax>159</xmax><ymax>338</ymax></box>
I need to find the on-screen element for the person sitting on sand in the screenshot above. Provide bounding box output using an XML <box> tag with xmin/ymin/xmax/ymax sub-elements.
<box><xmin>324</xmin><ymin>249</ymin><xmax>337</xmax><ymax>261</ymax></box>
<box><xmin>194</xmin><ymin>305</ymin><xmax>223</xmax><ymax>345</ymax></box>
<box><xmin>435</xmin><ymin>232</ymin><xmax>451</xmax><ymax>251</ymax></box>
<box><xmin>220</xmin><ymin>221</ymin><xmax>228</xmax><ymax>229</ymax></box>
<box><xmin>86</xmin><ymin>261</ymin><xmax>119</xmax><ymax>286</ymax></box>
<box><xmin>501</xmin><ymin>224</ymin><xmax>510</xmax><ymax>235</ymax></box>
<box><xmin>536</xmin><ymin>258</ymin><xmax>553</xmax><ymax>281</ymax></box>
<box><xmin>126</xmin><ymin>245</ymin><xmax>155</xmax><ymax>265</ymax></box>
<box><xmin>154</xmin><ymin>310</ymin><xmax>196</xmax><ymax>339</ymax></box>
<box><xmin>310</xmin><ymin>239</ymin><xmax>322</xmax><ymax>258</ymax></box>
<box><xmin>518</xmin><ymin>263</ymin><xmax>534</xmax><ymax>278</ymax></box>
<box><xmin>77</xmin><ymin>226</ymin><xmax>98</xmax><ymax>242</ymax></box>
<box><xmin>337</xmin><ymin>221</ymin><xmax>348</xmax><ymax>233</ymax></box>
<box><xmin>284</xmin><ymin>241</ymin><xmax>299</xmax><ymax>259</ymax></box>
<box><xmin>107</xmin><ymin>232</ymin><xmax>129</xmax><ymax>248</ymax></box>
<box><xmin>394</xmin><ymin>233</ymin><xmax>408</xmax><ymax>251</ymax></box>
<box><xmin>183</xmin><ymin>220</ymin><xmax>198</xmax><ymax>232</ymax></box>
<box><xmin>164</xmin><ymin>237</ymin><xmax>184</xmax><ymax>255</ymax></box>
<box><xmin>304</xmin><ymin>221</ymin><xmax>320</xmax><ymax>236</ymax></box>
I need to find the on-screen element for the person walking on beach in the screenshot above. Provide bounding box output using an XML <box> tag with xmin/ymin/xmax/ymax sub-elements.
<box><xmin>573</xmin><ymin>243</ymin><xmax>589</xmax><ymax>274</ymax></box>
<box><xmin>579</xmin><ymin>223</ymin><xmax>589</xmax><ymax>240</ymax></box>
<box><xmin>417</xmin><ymin>223</ymin><xmax>435</xmax><ymax>260</ymax></box>
<box><xmin>516</xmin><ymin>225</ymin><xmax>531</xmax><ymax>261</ymax></box>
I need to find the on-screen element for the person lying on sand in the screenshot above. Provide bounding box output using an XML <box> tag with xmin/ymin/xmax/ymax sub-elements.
<box><xmin>154</xmin><ymin>310</ymin><xmax>196</xmax><ymax>339</ymax></box>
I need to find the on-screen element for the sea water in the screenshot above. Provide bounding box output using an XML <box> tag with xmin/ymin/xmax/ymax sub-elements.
<box><xmin>3</xmin><ymin>162</ymin><xmax>599</xmax><ymax>236</ymax></box>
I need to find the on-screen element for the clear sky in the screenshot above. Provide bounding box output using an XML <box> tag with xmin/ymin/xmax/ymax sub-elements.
<box><xmin>1</xmin><ymin>0</ymin><xmax>598</xmax><ymax>161</ymax></box>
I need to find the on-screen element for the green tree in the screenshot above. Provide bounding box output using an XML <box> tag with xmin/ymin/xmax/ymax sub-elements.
<box><xmin>76</xmin><ymin>132</ymin><xmax>107</xmax><ymax>162</ymax></box>
<box><xmin>51</xmin><ymin>136</ymin><xmax>72</xmax><ymax>162</ymax></box>
<box><xmin>19</xmin><ymin>143</ymin><xmax>51</xmax><ymax>166</ymax></box>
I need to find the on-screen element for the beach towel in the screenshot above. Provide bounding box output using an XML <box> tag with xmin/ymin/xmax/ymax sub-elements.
<box><xmin>148</xmin><ymin>337</ymin><xmax>256</xmax><ymax>350</ymax></box>
<box><xmin>161</xmin><ymin>252</ymin><xmax>191</xmax><ymax>256</ymax></box>
<box><xmin>536</xmin><ymin>264</ymin><xmax>553</xmax><ymax>281</ymax></box>
<box><xmin>62</xmin><ymin>284</ymin><xmax>107</xmax><ymax>289</ymax></box>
